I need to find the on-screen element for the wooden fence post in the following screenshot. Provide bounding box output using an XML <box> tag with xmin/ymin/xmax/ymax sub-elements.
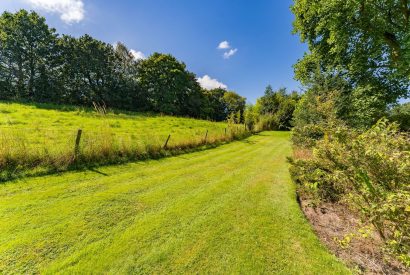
<box><xmin>204</xmin><ymin>130</ymin><xmax>208</xmax><ymax>144</ymax></box>
<box><xmin>224</xmin><ymin>128</ymin><xmax>227</xmax><ymax>135</ymax></box>
<box><xmin>74</xmin><ymin>129</ymin><xmax>82</xmax><ymax>156</ymax></box>
<box><xmin>163</xmin><ymin>134</ymin><xmax>171</xmax><ymax>149</ymax></box>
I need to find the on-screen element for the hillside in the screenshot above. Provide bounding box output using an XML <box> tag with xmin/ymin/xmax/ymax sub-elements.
<box><xmin>0</xmin><ymin>132</ymin><xmax>349</xmax><ymax>274</ymax></box>
<box><xmin>0</xmin><ymin>102</ymin><xmax>247</xmax><ymax>180</ymax></box>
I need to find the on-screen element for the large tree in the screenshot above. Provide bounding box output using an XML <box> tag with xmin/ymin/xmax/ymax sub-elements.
<box><xmin>292</xmin><ymin>0</ymin><xmax>410</xmax><ymax>105</ymax></box>
<box><xmin>137</xmin><ymin>53</ymin><xmax>202</xmax><ymax>115</ymax></box>
<box><xmin>0</xmin><ymin>10</ymin><xmax>58</xmax><ymax>100</ymax></box>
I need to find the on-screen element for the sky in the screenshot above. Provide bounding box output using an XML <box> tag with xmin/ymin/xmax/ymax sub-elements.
<box><xmin>0</xmin><ymin>0</ymin><xmax>307</xmax><ymax>103</ymax></box>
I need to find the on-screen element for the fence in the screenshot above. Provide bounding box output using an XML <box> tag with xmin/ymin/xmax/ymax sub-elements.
<box><xmin>0</xmin><ymin>124</ymin><xmax>250</xmax><ymax>179</ymax></box>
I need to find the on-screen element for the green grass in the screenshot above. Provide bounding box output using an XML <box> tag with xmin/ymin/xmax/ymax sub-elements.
<box><xmin>0</xmin><ymin>132</ymin><xmax>349</xmax><ymax>274</ymax></box>
<box><xmin>0</xmin><ymin>102</ymin><xmax>247</xmax><ymax>180</ymax></box>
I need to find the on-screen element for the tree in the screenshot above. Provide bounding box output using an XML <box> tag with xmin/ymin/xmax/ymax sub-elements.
<box><xmin>137</xmin><ymin>53</ymin><xmax>202</xmax><ymax>115</ymax></box>
<box><xmin>0</xmin><ymin>9</ymin><xmax>246</xmax><ymax>121</ymax></box>
<box><xmin>201</xmin><ymin>88</ymin><xmax>227</xmax><ymax>121</ymax></box>
<box><xmin>110</xmin><ymin>42</ymin><xmax>141</xmax><ymax>110</ymax></box>
<box><xmin>58</xmin><ymin>35</ymin><xmax>118</xmax><ymax>105</ymax></box>
<box><xmin>223</xmin><ymin>91</ymin><xmax>246</xmax><ymax>123</ymax></box>
<box><xmin>0</xmin><ymin>10</ymin><xmax>58</xmax><ymax>100</ymax></box>
<box><xmin>389</xmin><ymin>102</ymin><xmax>410</xmax><ymax>130</ymax></box>
<box><xmin>292</xmin><ymin>0</ymin><xmax>410</xmax><ymax>112</ymax></box>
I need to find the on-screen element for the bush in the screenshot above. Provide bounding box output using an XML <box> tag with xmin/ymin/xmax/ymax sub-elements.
<box><xmin>389</xmin><ymin>102</ymin><xmax>410</xmax><ymax>131</ymax></box>
<box><xmin>291</xmin><ymin>124</ymin><xmax>326</xmax><ymax>148</ymax></box>
<box><xmin>289</xmin><ymin>119</ymin><xmax>410</xmax><ymax>265</ymax></box>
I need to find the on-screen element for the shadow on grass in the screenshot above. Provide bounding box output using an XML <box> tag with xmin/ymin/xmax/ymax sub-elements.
<box><xmin>89</xmin><ymin>168</ymin><xmax>110</xmax><ymax>176</ymax></box>
<box><xmin>0</xmin><ymin>134</ymin><xmax>252</xmax><ymax>184</ymax></box>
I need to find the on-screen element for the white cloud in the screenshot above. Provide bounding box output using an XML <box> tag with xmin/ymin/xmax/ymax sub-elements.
<box><xmin>223</xmin><ymin>48</ymin><xmax>238</xmax><ymax>59</ymax></box>
<box><xmin>197</xmin><ymin>75</ymin><xmax>227</xmax><ymax>90</ymax></box>
<box><xmin>130</xmin><ymin>49</ymin><xmax>146</xmax><ymax>60</ymax></box>
<box><xmin>217</xmin><ymin>40</ymin><xmax>231</xmax><ymax>50</ymax></box>
<box><xmin>25</xmin><ymin>0</ymin><xmax>85</xmax><ymax>24</ymax></box>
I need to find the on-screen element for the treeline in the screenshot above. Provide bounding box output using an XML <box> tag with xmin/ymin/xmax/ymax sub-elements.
<box><xmin>0</xmin><ymin>10</ymin><xmax>246</xmax><ymax>121</ymax></box>
<box><xmin>289</xmin><ymin>0</ymin><xmax>410</xmax><ymax>269</ymax></box>
<box><xmin>244</xmin><ymin>86</ymin><xmax>300</xmax><ymax>131</ymax></box>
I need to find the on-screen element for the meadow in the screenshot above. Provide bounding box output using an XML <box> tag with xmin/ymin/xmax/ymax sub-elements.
<box><xmin>0</xmin><ymin>132</ymin><xmax>349</xmax><ymax>274</ymax></box>
<box><xmin>0</xmin><ymin>102</ymin><xmax>248</xmax><ymax>180</ymax></box>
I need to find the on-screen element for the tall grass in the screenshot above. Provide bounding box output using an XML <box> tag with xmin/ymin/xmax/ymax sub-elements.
<box><xmin>0</xmin><ymin>102</ymin><xmax>249</xmax><ymax>181</ymax></box>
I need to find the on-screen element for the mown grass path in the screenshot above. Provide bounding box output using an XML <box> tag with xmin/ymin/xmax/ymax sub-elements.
<box><xmin>0</xmin><ymin>132</ymin><xmax>349</xmax><ymax>274</ymax></box>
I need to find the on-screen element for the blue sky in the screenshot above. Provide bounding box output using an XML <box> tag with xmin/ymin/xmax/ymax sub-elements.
<box><xmin>0</xmin><ymin>0</ymin><xmax>307</xmax><ymax>103</ymax></box>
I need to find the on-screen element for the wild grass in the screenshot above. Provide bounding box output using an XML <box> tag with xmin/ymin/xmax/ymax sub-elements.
<box><xmin>0</xmin><ymin>132</ymin><xmax>349</xmax><ymax>274</ymax></box>
<box><xmin>0</xmin><ymin>102</ymin><xmax>249</xmax><ymax>181</ymax></box>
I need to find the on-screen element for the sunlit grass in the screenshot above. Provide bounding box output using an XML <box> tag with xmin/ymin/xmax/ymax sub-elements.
<box><xmin>0</xmin><ymin>132</ymin><xmax>349</xmax><ymax>274</ymax></box>
<box><xmin>0</xmin><ymin>102</ymin><xmax>248</xmax><ymax>180</ymax></box>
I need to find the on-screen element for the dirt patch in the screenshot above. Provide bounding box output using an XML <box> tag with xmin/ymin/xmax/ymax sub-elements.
<box><xmin>300</xmin><ymin>199</ymin><xmax>409</xmax><ymax>274</ymax></box>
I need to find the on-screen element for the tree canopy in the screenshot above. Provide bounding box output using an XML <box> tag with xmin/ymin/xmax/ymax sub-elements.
<box><xmin>292</xmin><ymin>0</ymin><xmax>410</xmax><ymax>128</ymax></box>
<box><xmin>0</xmin><ymin>10</ymin><xmax>246</xmax><ymax>122</ymax></box>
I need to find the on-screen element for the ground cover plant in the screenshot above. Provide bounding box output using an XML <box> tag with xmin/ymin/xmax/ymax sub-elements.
<box><xmin>0</xmin><ymin>132</ymin><xmax>349</xmax><ymax>274</ymax></box>
<box><xmin>0</xmin><ymin>102</ymin><xmax>248</xmax><ymax>181</ymax></box>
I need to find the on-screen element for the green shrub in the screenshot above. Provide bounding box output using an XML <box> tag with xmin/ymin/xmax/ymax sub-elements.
<box><xmin>291</xmin><ymin>124</ymin><xmax>325</xmax><ymax>148</ymax></box>
<box><xmin>289</xmin><ymin>119</ymin><xmax>410</xmax><ymax>265</ymax></box>
<box><xmin>389</xmin><ymin>102</ymin><xmax>410</xmax><ymax>131</ymax></box>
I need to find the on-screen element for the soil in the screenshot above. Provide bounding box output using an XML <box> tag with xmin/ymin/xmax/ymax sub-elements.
<box><xmin>299</xmin><ymin>198</ymin><xmax>410</xmax><ymax>274</ymax></box>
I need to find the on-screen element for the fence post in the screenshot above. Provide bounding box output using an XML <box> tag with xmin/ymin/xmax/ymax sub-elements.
<box><xmin>224</xmin><ymin>128</ymin><xmax>227</xmax><ymax>135</ymax></box>
<box><xmin>74</xmin><ymin>129</ymin><xmax>82</xmax><ymax>157</ymax></box>
<box><xmin>204</xmin><ymin>130</ymin><xmax>208</xmax><ymax>144</ymax></box>
<box><xmin>163</xmin><ymin>134</ymin><xmax>171</xmax><ymax>149</ymax></box>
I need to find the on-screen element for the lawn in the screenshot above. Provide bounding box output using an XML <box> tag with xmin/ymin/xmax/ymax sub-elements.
<box><xmin>0</xmin><ymin>132</ymin><xmax>349</xmax><ymax>274</ymax></box>
<box><xmin>0</xmin><ymin>102</ymin><xmax>246</xmax><ymax>180</ymax></box>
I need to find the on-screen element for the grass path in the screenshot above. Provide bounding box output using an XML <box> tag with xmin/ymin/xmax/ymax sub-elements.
<box><xmin>0</xmin><ymin>132</ymin><xmax>349</xmax><ymax>274</ymax></box>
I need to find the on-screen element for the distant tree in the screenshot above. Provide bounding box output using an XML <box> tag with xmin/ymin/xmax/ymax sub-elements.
<box><xmin>58</xmin><ymin>35</ymin><xmax>118</xmax><ymax>105</ymax></box>
<box><xmin>0</xmin><ymin>10</ymin><xmax>58</xmax><ymax>100</ymax></box>
<box><xmin>244</xmin><ymin>103</ymin><xmax>258</xmax><ymax>130</ymax></box>
<box><xmin>201</xmin><ymin>88</ymin><xmax>227</xmax><ymax>121</ymax></box>
<box><xmin>223</xmin><ymin>91</ymin><xmax>246</xmax><ymax>123</ymax></box>
<box><xmin>252</xmin><ymin>86</ymin><xmax>300</xmax><ymax>130</ymax></box>
<box><xmin>137</xmin><ymin>53</ymin><xmax>202</xmax><ymax>115</ymax></box>
<box><xmin>111</xmin><ymin>42</ymin><xmax>141</xmax><ymax>110</ymax></box>
<box><xmin>0</xmin><ymin>9</ymin><xmax>247</xmax><ymax>121</ymax></box>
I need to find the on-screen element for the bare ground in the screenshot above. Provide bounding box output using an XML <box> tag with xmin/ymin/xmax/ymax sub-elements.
<box><xmin>299</xmin><ymin>199</ymin><xmax>410</xmax><ymax>274</ymax></box>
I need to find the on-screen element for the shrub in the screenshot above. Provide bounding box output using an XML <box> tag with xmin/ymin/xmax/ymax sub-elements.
<box><xmin>289</xmin><ymin>119</ymin><xmax>410</xmax><ymax>265</ymax></box>
<box><xmin>291</xmin><ymin>124</ymin><xmax>325</xmax><ymax>148</ymax></box>
<box><xmin>389</xmin><ymin>102</ymin><xmax>410</xmax><ymax>131</ymax></box>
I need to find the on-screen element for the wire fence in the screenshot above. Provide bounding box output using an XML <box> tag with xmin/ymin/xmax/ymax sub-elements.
<box><xmin>0</xmin><ymin>125</ymin><xmax>245</xmax><ymax>149</ymax></box>
<box><xmin>0</xmin><ymin>124</ymin><xmax>249</xmax><ymax>174</ymax></box>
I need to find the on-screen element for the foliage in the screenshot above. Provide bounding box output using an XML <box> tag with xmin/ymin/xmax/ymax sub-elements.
<box><xmin>222</xmin><ymin>91</ymin><xmax>246</xmax><ymax>123</ymax></box>
<box><xmin>289</xmin><ymin>119</ymin><xmax>410</xmax><ymax>265</ymax></box>
<box><xmin>292</xmin><ymin>0</ymin><xmax>410</xmax><ymax>103</ymax></box>
<box><xmin>137</xmin><ymin>53</ymin><xmax>202</xmax><ymax>116</ymax></box>
<box><xmin>0</xmin><ymin>10</ymin><xmax>58</xmax><ymax>100</ymax></box>
<box><xmin>389</xmin><ymin>102</ymin><xmax>410</xmax><ymax>131</ymax></box>
<box><xmin>0</xmin><ymin>10</ymin><xmax>245</xmax><ymax>122</ymax></box>
<box><xmin>291</xmin><ymin>88</ymin><xmax>345</xmax><ymax>147</ymax></box>
<box><xmin>245</xmin><ymin>86</ymin><xmax>300</xmax><ymax>132</ymax></box>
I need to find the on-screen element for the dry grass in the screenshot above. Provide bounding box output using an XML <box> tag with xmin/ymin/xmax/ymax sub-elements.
<box><xmin>0</xmin><ymin>102</ymin><xmax>249</xmax><ymax>181</ymax></box>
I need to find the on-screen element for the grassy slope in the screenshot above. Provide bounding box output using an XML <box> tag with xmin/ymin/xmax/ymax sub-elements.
<box><xmin>0</xmin><ymin>101</ymin><xmax>230</xmax><ymax>147</ymax></box>
<box><xmin>0</xmin><ymin>132</ymin><xmax>349</xmax><ymax>274</ymax></box>
<box><xmin>0</xmin><ymin>102</ymin><xmax>247</xmax><ymax>180</ymax></box>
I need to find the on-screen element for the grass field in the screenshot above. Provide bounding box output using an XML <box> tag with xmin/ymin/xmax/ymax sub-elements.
<box><xmin>0</xmin><ymin>132</ymin><xmax>349</xmax><ymax>274</ymax></box>
<box><xmin>0</xmin><ymin>102</ymin><xmax>247</xmax><ymax>180</ymax></box>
